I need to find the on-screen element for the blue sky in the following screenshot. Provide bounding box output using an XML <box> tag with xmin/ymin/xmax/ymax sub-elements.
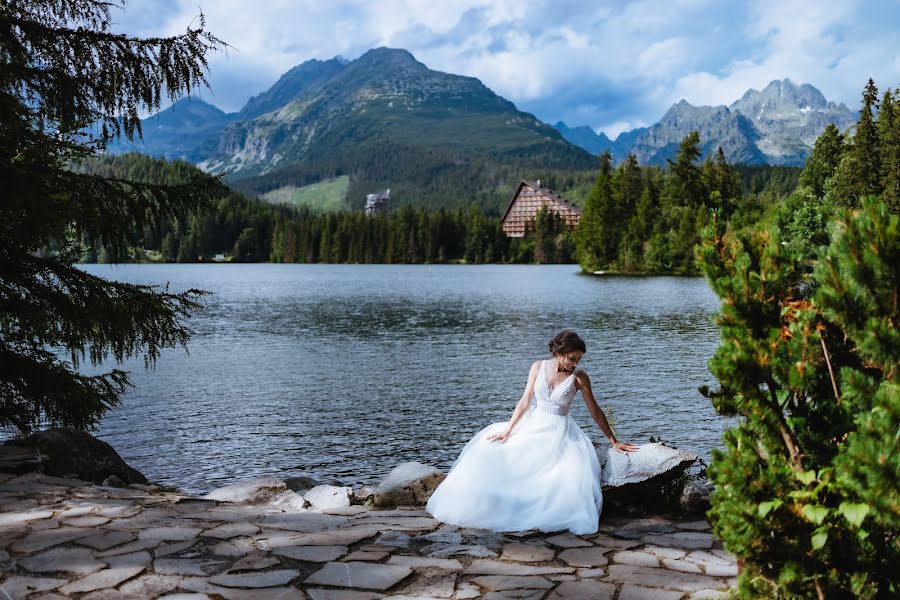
<box><xmin>115</xmin><ymin>0</ymin><xmax>900</xmax><ymax>139</ymax></box>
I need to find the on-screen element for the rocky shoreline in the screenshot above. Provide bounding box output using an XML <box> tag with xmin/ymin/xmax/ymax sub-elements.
<box><xmin>0</xmin><ymin>469</ymin><xmax>735</xmax><ymax>599</ymax></box>
<box><xmin>0</xmin><ymin>430</ymin><xmax>732</xmax><ymax>599</ymax></box>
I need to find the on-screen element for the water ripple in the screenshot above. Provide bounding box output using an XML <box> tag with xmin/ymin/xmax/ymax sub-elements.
<box><xmin>79</xmin><ymin>264</ymin><xmax>729</xmax><ymax>495</ymax></box>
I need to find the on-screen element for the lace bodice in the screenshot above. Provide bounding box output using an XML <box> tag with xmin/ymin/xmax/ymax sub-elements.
<box><xmin>534</xmin><ymin>359</ymin><xmax>580</xmax><ymax>416</ymax></box>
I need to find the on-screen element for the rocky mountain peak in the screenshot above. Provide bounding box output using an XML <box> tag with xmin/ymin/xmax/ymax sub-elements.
<box><xmin>355</xmin><ymin>47</ymin><xmax>427</xmax><ymax>72</ymax></box>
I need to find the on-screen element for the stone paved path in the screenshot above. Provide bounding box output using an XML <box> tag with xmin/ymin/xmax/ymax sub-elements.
<box><xmin>0</xmin><ymin>473</ymin><xmax>736</xmax><ymax>599</ymax></box>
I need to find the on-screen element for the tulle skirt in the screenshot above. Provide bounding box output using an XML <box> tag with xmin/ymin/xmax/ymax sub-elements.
<box><xmin>426</xmin><ymin>406</ymin><xmax>603</xmax><ymax>535</ymax></box>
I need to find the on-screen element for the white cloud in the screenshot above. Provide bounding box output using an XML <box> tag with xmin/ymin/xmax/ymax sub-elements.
<box><xmin>113</xmin><ymin>0</ymin><xmax>900</xmax><ymax>127</ymax></box>
<box><xmin>601</xmin><ymin>120</ymin><xmax>651</xmax><ymax>139</ymax></box>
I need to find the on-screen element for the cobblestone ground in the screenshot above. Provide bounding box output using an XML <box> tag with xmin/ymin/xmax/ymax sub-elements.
<box><xmin>0</xmin><ymin>473</ymin><xmax>736</xmax><ymax>599</ymax></box>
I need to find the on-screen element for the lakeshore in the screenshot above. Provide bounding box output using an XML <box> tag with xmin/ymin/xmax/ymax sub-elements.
<box><xmin>0</xmin><ymin>471</ymin><xmax>736</xmax><ymax>599</ymax></box>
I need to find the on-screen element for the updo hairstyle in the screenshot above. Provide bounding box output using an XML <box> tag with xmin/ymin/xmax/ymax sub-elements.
<box><xmin>548</xmin><ymin>330</ymin><xmax>586</xmax><ymax>355</ymax></box>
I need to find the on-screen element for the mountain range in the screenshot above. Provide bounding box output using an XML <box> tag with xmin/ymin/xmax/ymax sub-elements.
<box><xmin>555</xmin><ymin>79</ymin><xmax>856</xmax><ymax>166</ymax></box>
<box><xmin>109</xmin><ymin>49</ymin><xmax>855</xmax><ymax>211</ymax></box>
<box><xmin>112</xmin><ymin>48</ymin><xmax>594</xmax><ymax>210</ymax></box>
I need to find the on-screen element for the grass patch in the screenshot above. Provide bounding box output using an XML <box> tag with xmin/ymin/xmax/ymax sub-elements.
<box><xmin>262</xmin><ymin>175</ymin><xmax>350</xmax><ymax>212</ymax></box>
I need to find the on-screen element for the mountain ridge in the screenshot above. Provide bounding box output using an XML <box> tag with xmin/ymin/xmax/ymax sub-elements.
<box><xmin>555</xmin><ymin>79</ymin><xmax>855</xmax><ymax>165</ymax></box>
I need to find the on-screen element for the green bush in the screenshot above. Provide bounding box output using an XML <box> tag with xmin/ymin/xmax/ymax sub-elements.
<box><xmin>697</xmin><ymin>197</ymin><xmax>898</xmax><ymax>598</ymax></box>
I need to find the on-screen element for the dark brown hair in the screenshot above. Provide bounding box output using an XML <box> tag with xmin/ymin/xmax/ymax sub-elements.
<box><xmin>548</xmin><ymin>329</ymin><xmax>586</xmax><ymax>355</ymax></box>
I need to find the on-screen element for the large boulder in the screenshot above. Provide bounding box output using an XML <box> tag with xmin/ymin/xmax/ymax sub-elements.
<box><xmin>203</xmin><ymin>476</ymin><xmax>307</xmax><ymax>510</ymax></box>
<box><xmin>373</xmin><ymin>462</ymin><xmax>446</xmax><ymax>508</ymax></box>
<box><xmin>7</xmin><ymin>428</ymin><xmax>147</xmax><ymax>484</ymax></box>
<box><xmin>598</xmin><ymin>442</ymin><xmax>697</xmax><ymax>510</ymax></box>
<box><xmin>283</xmin><ymin>476</ymin><xmax>322</xmax><ymax>495</ymax></box>
<box><xmin>680</xmin><ymin>479</ymin><xmax>714</xmax><ymax>514</ymax></box>
<box><xmin>304</xmin><ymin>485</ymin><xmax>353</xmax><ymax>510</ymax></box>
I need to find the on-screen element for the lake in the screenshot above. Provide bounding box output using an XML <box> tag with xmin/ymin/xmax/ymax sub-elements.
<box><xmin>78</xmin><ymin>264</ymin><xmax>727</xmax><ymax>495</ymax></box>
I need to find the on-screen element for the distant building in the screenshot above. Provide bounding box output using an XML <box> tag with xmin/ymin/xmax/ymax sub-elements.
<box><xmin>500</xmin><ymin>180</ymin><xmax>582</xmax><ymax>237</ymax></box>
<box><xmin>365</xmin><ymin>189</ymin><xmax>390</xmax><ymax>216</ymax></box>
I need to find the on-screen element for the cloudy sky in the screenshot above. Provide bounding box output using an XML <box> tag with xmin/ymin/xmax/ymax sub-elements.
<box><xmin>115</xmin><ymin>0</ymin><xmax>900</xmax><ymax>139</ymax></box>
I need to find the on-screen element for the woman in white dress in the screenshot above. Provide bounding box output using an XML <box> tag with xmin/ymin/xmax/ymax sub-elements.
<box><xmin>426</xmin><ymin>330</ymin><xmax>638</xmax><ymax>535</ymax></box>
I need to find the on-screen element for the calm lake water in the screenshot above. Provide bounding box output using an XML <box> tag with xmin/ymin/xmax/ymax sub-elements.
<box><xmin>77</xmin><ymin>264</ymin><xmax>727</xmax><ymax>495</ymax></box>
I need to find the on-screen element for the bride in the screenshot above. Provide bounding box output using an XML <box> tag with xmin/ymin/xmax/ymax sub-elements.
<box><xmin>426</xmin><ymin>330</ymin><xmax>638</xmax><ymax>535</ymax></box>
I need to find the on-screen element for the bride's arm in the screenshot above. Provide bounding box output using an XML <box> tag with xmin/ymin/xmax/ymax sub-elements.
<box><xmin>486</xmin><ymin>361</ymin><xmax>540</xmax><ymax>443</ymax></box>
<box><xmin>576</xmin><ymin>370</ymin><xmax>639</xmax><ymax>453</ymax></box>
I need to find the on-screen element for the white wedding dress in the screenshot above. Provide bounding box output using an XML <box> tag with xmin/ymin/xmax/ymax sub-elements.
<box><xmin>426</xmin><ymin>360</ymin><xmax>603</xmax><ymax>534</ymax></box>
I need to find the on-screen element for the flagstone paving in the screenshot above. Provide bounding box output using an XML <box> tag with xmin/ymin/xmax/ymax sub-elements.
<box><xmin>0</xmin><ymin>473</ymin><xmax>736</xmax><ymax>598</ymax></box>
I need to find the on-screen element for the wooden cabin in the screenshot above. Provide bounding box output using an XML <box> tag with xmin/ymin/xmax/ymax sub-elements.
<box><xmin>500</xmin><ymin>180</ymin><xmax>582</xmax><ymax>237</ymax></box>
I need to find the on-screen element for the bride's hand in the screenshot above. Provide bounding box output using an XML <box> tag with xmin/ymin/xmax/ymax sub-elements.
<box><xmin>486</xmin><ymin>430</ymin><xmax>511</xmax><ymax>444</ymax></box>
<box><xmin>612</xmin><ymin>440</ymin><xmax>639</xmax><ymax>453</ymax></box>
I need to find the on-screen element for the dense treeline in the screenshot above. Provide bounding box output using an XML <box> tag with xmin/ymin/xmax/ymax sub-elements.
<box><xmin>71</xmin><ymin>154</ymin><xmax>289</xmax><ymax>263</ymax></box>
<box><xmin>574</xmin><ymin>79</ymin><xmax>899</xmax><ymax>274</ymax></box>
<box><xmin>575</xmin><ymin>137</ymin><xmax>748</xmax><ymax>274</ymax></box>
<box><xmin>771</xmin><ymin>79</ymin><xmax>900</xmax><ymax>260</ymax></box>
<box><xmin>73</xmin><ymin>154</ymin><xmax>577</xmax><ymax>264</ymax></box>
<box><xmin>269</xmin><ymin>205</ymin><xmax>576</xmax><ymax>264</ymax></box>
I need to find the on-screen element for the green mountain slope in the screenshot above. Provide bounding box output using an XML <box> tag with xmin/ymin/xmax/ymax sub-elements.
<box><xmin>197</xmin><ymin>48</ymin><xmax>596</xmax><ymax>210</ymax></box>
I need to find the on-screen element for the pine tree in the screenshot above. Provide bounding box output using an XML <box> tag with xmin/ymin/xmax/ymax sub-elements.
<box><xmin>878</xmin><ymin>88</ymin><xmax>900</xmax><ymax>212</ymax></box>
<box><xmin>615</xmin><ymin>153</ymin><xmax>643</xmax><ymax>224</ymax></box>
<box><xmin>697</xmin><ymin>197</ymin><xmax>898</xmax><ymax>598</ymax></box>
<box><xmin>855</xmin><ymin>79</ymin><xmax>882</xmax><ymax>197</ymax></box>
<box><xmin>575</xmin><ymin>151</ymin><xmax>613</xmax><ymax>271</ymax></box>
<box><xmin>831</xmin><ymin>80</ymin><xmax>882</xmax><ymax>206</ymax></box>
<box><xmin>0</xmin><ymin>0</ymin><xmax>225</xmax><ymax>432</ymax></box>
<box><xmin>799</xmin><ymin>124</ymin><xmax>845</xmax><ymax>198</ymax></box>
<box><xmin>665</xmin><ymin>131</ymin><xmax>704</xmax><ymax>210</ymax></box>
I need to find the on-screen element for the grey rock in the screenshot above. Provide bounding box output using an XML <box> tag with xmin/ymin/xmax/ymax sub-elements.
<box><xmin>203</xmin><ymin>522</ymin><xmax>260</xmax><ymax>539</ymax></box>
<box><xmin>426</xmin><ymin>543</ymin><xmax>497</xmax><ymax>558</ymax></box>
<box><xmin>470</xmin><ymin>575</ymin><xmax>554</xmax><ymax>591</ymax></box>
<box><xmin>558</xmin><ymin>547</ymin><xmax>610</xmax><ymax>567</ymax></box>
<box><xmin>0</xmin><ymin>576</ymin><xmax>68</xmax><ymax>598</ymax></box>
<box><xmin>20</xmin><ymin>546</ymin><xmax>106</xmax><ymax>575</ymax></box>
<box><xmin>17</xmin><ymin>428</ymin><xmax>147</xmax><ymax>484</ymax></box>
<box><xmin>305</xmin><ymin>561</ymin><xmax>413</xmax><ymax>590</ymax></box>
<box><xmin>619</xmin><ymin>584</ymin><xmax>684</xmax><ymax>600</ymax></box>
<box><xmin>273</xmin><ymin>545</ymin><xmax>347</xmax><ymax>562</ymax></box>
<box><xmin>76</xmin><ymin>530</ymin><xmax>137</xmax><ymax>551</ymax></box>
<box><xmin>101</xmin><ymin>475</ymin><xmax>127</xmax><ymax>488</ymax></box>
<box><xmin>606</xmin><ymin>564</ymin><xmax>730</xmax><ymax>593</ymax></box>
<box><xmin>119</xmin><ymin>574</ymin><xmax>183</xmax><ymax>597</ymax></box>
<box><xmin>464</xmin><ymin>559</ymin><xmax>575</xmax><ymax>576</ymax></box>
<box><xmin>208</xmin><ymin>569</ymin><xmax>301</xmax><ymax>588</ymax></box>
<box><xmin>642</xmin><ymin>531</ymin><xmax>715</xmax><ymax>550</ymax></box>
<box><xmin>399</xmin><ymin>569</ymin><xmax>456</xmax><ymax>598</ymax></box>
<box><xmin>353</xmin><ymin>486</ymin><xmax>376</xmax><ymax>501</ymax></box>
<box><xmin>500</xmin><ymin>542</ymin><xmax>555</xmax><ymax>562</ymax></box>
<box><xmin>600</xmin><ymin>443</ymin><xmax>697</xmax><ymax>488</ymax></box>
<box><xmin>611</xmin><ymin>550</ymin><xmax>660</xmax><ymax>568</ymax></box>
<box><xmin>12</xmin><ymin>526</ymin><xmax>93</xmax><ymax>553</ymax></box>
<box><xmin>228</xmin><ymin>552</ymin><xmax>281</xmax><ymax>572</ymax></box>
<box><xmin>373</xmin><ymin>462</ymin><xmax>445</xmax><ymax>508</ymax></box>
<box><xmin>681</xmin><ymin>480</ymin><xmax>713</xmax><ymax>513</ymax></box>
<box><xmin>283</xmin><ymin>475</ymin><xmax>322</xmax><ymax>494</ymax></box>
<box><xmin>304</xmin><ymin>485</ymin><xmax>353</xmax><ymax>510</ymax></box>
<box><xmin>662</xmin><ymin>558</ymin><xmax>703</xmax><ymax>573</ymax></box>
<box><xmin>203</xmin><ymin>476</ymin><xmax>306</xmax><ymax>510</ymax></box>
<box><xmin>387</xmin><ymin>555</ymin><xmax>463</xmax><ymax>571</ymax></box>
<box><xmin>547</xmin><ymin>579</ymin><xmax>616</xmax><ymax>600</ymax></box>
<box><xmin>138</xmin><ymin>526</ymin><xmax>202</xmax><ymax>541</ymax></box>
<box><xmin>58</xmin><ymin>564</ymin><xmax>146</xmax><ymax>595</ymax></box>
<box><xmin>154</xmin><ymin>558</ymin><xmax>222</xmax><ymax>576</ymax></box>
<box><xmin>306</xmin><ymin>590</ymin><xmax>381</xmax><ymax>600</ymax></box>
<box><xmin>545</xmin><ymin>533</ymin><xmax>592</xmax><ymax>548</ymax></box>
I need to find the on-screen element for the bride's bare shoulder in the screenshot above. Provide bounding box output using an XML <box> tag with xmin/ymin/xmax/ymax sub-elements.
<box><xmin>575</xmin><ymin>368</ymin><xmax>592</xmax><ymax>384</ymax></box>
